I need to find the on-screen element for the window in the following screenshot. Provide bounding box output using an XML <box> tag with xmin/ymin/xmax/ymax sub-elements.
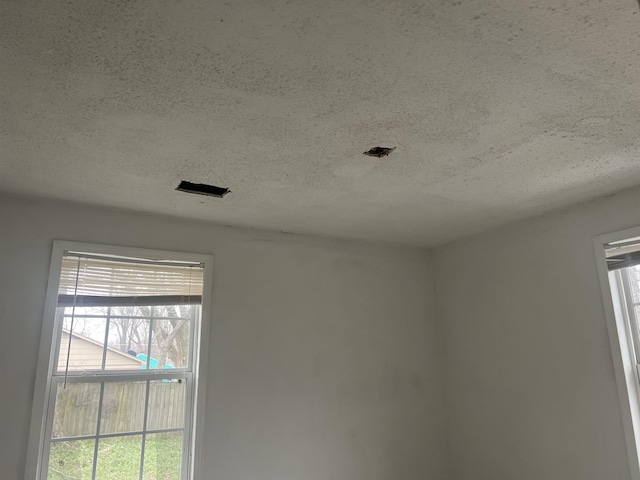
<box><xmin>596</xmin><ymin>232</ymin><xmax>640</xmax><ymax>480</ymax></box>
<box><xmin>26</xmin><ymin>242</ymin><xmax>212</xmax><ymax>480</ymax></box>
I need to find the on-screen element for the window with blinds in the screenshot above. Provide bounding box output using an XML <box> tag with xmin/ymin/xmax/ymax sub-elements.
<box><xmin>606</xmin><ymin>241</ymin><xmax>640</xmax><ymax>380</ymax></box>
<box><xmin>598</xmin><ymin>233</ymin><xmax>640</xmax><ymax>478</ymax></box>
<box><xmin>28</xmin><ymin>243</ymin><xmax>210</xmax><ymax>480</ymax></box>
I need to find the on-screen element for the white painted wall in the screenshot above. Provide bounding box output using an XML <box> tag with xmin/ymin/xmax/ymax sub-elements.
<box><xmin>433</xmin><ymin>186</ymin><xmax>640</xmax><ymax>480</ymax></box>
<box><xmin>9</xmin><ymin>180</ymin><xmax>640</xmax><ymax>480</ymax></box>
<box><xmin>0</xmin><ymin>194</ymin><xmax>448</xmax><ymax>480</ymax></box>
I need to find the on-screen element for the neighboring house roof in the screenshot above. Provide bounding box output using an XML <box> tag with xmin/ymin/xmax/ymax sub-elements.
<box><xmin>58</xmin><ymin>330</ymin><xmax>146</xmax><ymax>371</ymax></box>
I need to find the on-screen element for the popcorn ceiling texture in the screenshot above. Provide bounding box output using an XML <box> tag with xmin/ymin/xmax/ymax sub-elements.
<box><xmin>2</xmin><ymin>0</ymin><xmax>640</xmax><ymax>246</ymax></box>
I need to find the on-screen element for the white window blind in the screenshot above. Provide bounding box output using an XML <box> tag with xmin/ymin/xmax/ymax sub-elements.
<box><xmin>58</xmin><ymin>253</ymin><xmax>203</xmax><ymax>306</ymax></box>
<box><xmin>606</xmin><ymin>239</ymin><xmax>640</xmax><ymax>271</ymax></box>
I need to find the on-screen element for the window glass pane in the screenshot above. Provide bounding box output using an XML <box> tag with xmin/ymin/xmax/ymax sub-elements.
<box><xmin>57</xmin><ymin>316</ymin><xmax>107</xmax><ymax>372</ymax></box>
<box><xmin>48</xmin><ymin>439</ymin><xmax>95</xmax><ymax>479</ymax></box>
<box><xmin>634</xmin><ymin>305</ymin><xmax>640</xmax><ymax>327</ymax></box>
<box><xmin>107</xmin><ymin>315</ymin><xmax>151</xmax><ymax>370</ymax></box>
<box><xmin>149</xmin><ymin>316</ymin><xmax>191</xmax><ymax>370</ymax></box>
<box><xmin>159</xmin><ymin>304</ymin><xmax>195</xmax><ymax>320</ymax></box>
<box><xmin>95</xmin><ymin>435</ymin><xmax>142</xmax><ymax>480</ymax></box>
<box><xmin>100</xmin><ymin>382</ymin><xmax>146</xmax><ymax>435</ymax></box>
<box><xmin>628</xmin><ymin>267</ymin><xmax>640</xmax><ymax>303</ymax></box>
<box><xmin>147</xmin><ymin>379</ymin><xmax>186</xmax><ymax>431</ymax></box>
<box><xmin>143</xmin><ymin>432</ymin><xmax>183</xmax><ymax>480</ymax></box>
<box><xmin>52</xmin><ymin>383</ymin><xmax>100</xmax><ymax>438</ymax></box>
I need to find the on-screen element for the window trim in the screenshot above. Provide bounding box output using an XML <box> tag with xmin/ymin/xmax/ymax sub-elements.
<box><xmin>25</xmin><ymin>241</ymin><xmax>214</xmax><ymax>480</ymax></box>
<box><xmin>594</xmin><ymin>228</ymin><xmax>640</xmax><ymax>480</ymax></box>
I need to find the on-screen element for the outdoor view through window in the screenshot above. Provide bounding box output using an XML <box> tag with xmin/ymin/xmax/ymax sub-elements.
<box><xmin>39</xmin><ymin>250</ymin><xmax>204</xmax><ymax>480</ymax></box>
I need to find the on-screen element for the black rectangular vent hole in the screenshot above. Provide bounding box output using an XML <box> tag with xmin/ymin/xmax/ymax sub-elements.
<box><xmin>176</xmin><ymin>181</ymin><xmax>230</xmax><ymax>198</ymax></box>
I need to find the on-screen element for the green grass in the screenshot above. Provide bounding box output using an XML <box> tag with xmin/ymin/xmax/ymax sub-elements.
<box><xmin>48</xmin><ymin>433</ymin><xmax>182</xmax><ymax>479</ymax></box>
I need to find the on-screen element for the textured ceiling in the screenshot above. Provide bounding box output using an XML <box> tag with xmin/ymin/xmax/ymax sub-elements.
<box><xmin>2</xmin><ymin>0</ymin><xmax>640</xmax><ymax>246</ymax></box>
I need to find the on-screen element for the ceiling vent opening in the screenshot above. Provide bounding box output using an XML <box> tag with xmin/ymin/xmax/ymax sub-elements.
<box><xmin>176</xmin><ymin>180</ymin><xmax>230</xmax><ymax>198</ymax></box>
<box><xmin>363</xmin><ymin>146</ymin><xmax>396</xmax><ymax>158</ymax></box>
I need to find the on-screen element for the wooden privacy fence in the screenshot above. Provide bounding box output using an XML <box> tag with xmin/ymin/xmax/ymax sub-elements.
<box><xmin>53</xmin><ymin>381</ymin><xmax>186</xmax><ymax>438</ymax></box>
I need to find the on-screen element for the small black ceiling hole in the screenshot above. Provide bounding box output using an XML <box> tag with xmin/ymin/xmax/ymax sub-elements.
<box><xmin>363</xmin><ymin>146</ymin><xmax>396</xmax><ymax>158</ymax></box>
<box><xmin>176</xmin><ymin>180</ymin><xmax>230</xmax><ymax>198</ymax></box>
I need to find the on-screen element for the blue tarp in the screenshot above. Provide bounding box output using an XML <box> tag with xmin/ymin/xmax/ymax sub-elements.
<box><xmin>136</xmin><ymin>353</ymin><xmax>174</xmax><ymax>369</ymax></box>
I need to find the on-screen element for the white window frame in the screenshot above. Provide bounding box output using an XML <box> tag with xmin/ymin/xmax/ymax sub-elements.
<box><xmin>594</xmin><ymin>227</ymin><xmax>640</xmax><ymax>480</ymax></box>
<box><xmin>25</xmin><ymin>241</ymin><xmax>214</xmax><ymax>480</ymax></box>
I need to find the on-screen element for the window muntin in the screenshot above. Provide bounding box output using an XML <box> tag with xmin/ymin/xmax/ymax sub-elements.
<box><xmin>37</xmin><ymin>248</ymin><xmax>205</xmax><ymax>480</ymax></box>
